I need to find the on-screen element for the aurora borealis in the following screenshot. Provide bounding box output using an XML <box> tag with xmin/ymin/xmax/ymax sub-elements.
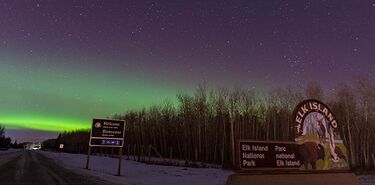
<box><xmin>1</xmin><ymin>1</ymin><xmax>375</xmax><ymax>141</ymax></box>
<box><xmin>0</xmin><ymin>57</ymin><xmax>183</xmax><ymax>132</ymax></box>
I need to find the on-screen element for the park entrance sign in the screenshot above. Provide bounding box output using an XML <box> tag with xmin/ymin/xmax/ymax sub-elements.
<box><xmin>294</xmin><ymin>99</ymin><xmax>349</xmax><ymax>170</ymax></box>
<box><xmin>228</xmin><ymin>99</ymin><xmax>357</xmax><ymax>185</ymax></box>
<box><xmin>86</xmin><ymin>118</ymin><xmax>126</xmax><ymax>176</ymax></box>
<box><xmin>236</xmin><ymin>99</ymin><xmax>350</xmax><ymax>171</ymax></box>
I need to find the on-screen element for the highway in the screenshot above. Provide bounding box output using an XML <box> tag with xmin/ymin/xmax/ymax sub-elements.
<box><xmin>0</xmin><ymin>150</ymin><xmax>112</xmax><ymax>185</ymax></box>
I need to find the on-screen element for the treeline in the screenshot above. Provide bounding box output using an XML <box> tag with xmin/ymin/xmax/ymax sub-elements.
<box><xmin>43</xmin><ymin>130</ymin><xmax>89</xmax><ymax>153</ymax></box>
<box><xmin>48</xmin><ymin>77</ymin><xmax>375</xmax><ymax>170</ymax></box>
<box><xmin>0</xmin><ymin>125</ymin><xmax>13</xmax><ymax>149</ymax></box>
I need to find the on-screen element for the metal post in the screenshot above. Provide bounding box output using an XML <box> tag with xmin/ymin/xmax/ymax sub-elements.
<box><xmin>117</xmin><ymin>147</ymin><xmax>123</xmax><ymax>176</ymax></box>
<box><xmin>86</xmin><ymin>146</ymin><xmax>91</xmax><ymax>169</ymax></box>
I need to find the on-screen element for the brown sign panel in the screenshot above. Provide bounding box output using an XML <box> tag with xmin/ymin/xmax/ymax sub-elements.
<box><xmin>89</xmin><ymin>118</ymin><xmax>125</xmax><ymax>147</ymax></box>
<box><xmin>238</xmin><ymin>140</ymin><xmax>301</xmax><ymax>170</ymax></box>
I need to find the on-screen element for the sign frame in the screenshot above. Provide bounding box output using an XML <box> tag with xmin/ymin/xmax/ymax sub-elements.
<box><xmin>89</xmin><ymin>118</ymin><xmax>125</xmax><ymax>147</ymax></box>
<box><xmin>86</xmin><ymin>118</ymin><xmax>126</xmax><ymax>176</ymax></box>
<box><xmin>292</xmin><ymin>99</ymin><xmax>350</xmax><ymax>171</ymax></box>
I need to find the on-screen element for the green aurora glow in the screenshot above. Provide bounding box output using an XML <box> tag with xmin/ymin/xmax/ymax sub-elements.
<box><xmin>0</xmin><ymin>57</ymin><xmax>187</xmax><ymax>132</ymax></box>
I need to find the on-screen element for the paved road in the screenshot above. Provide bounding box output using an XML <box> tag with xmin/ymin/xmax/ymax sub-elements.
<box><xmin>0</xmin><ymin>150</ymin><xmax>113</xmax><ymax>185</ymax></box>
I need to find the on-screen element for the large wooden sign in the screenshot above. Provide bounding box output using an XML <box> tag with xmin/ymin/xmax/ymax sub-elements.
<box><xmin>239</xmin><ymin>140</ymin><xmax>300</xmax><ymax>170</ymax></box>
<box><xmin>236</xmin><ymin>99</ymin><xmax>350</xmax><ymax>171</ymax></box>
<box><xmin>231</xmin><ymin>99</ymin><xmax>356</xmax><ymax>185</ymax></box>
<box><xmin>293</xmin><ymin>99</ymin><xmax>349</xmax><ymax>170</ymax></box>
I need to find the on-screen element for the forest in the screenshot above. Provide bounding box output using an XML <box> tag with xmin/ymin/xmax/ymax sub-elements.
<box><xmin>0</xmin><ymin>125</ymin><xmax>12</xmax><ymax>149</ymax></box>
<box><xmin>44</xmin><ymin>77</ymin><xmax>375</xmax><ymax>170</ymax></box>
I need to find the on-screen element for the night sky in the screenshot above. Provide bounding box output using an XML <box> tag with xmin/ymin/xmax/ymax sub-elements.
<box><xmin>1</xmin><ymin>1</ymin><xmax>375</xmax><ymax>141</ymax></box>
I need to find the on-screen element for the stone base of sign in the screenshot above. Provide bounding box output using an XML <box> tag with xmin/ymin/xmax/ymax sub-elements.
<box><xmin>225</xmin><ymin>172</ymin><xmax>360</xmax><ymax>185</ymax></box>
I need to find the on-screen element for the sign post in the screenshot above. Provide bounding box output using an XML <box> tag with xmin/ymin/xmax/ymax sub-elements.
<box><xmin>86</xmin><ymin>146</ymin><xmax>91</xmax><ymax>169</ymax></box>
<box><xmin>118</xmin><ymin>147</ymin><xmax>123</xmax><ymax>176</ymax></box>
<box><xmin>86</xmin><ymin>118</ymin><xmax>126</xmax><ymax>176</ymax></box>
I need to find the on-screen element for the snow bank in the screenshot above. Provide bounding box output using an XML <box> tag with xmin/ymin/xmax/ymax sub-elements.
<box><xmin>0</xmin><ymin>149</ymin><xmax>22</xmax><ymax>166</ymax></box>
<box><xmin>39</xmin><ymin>151</ymin><xmax>233</xmax><ymax>185</ymax></box>
<box><xmin>358</xmin><ymin>176</ymin><xmax>375</xmax><ymax>185</ymax></box>
<box><xmin>0</xmin><ymin>148</ymin><xmax>21</xmax><ymax>155</ymax></box>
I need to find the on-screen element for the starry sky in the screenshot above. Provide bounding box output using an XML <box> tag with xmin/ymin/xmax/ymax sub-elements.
<box><xmin>1</xmin><ymin>1</ymin><xmax>375</xmax><ymax>142</ymax></box>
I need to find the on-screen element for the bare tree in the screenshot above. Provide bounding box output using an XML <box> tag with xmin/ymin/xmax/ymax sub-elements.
<box><xmin>305</xmin><ymin>82</ymin><xmax>324</xmax><ymax>100</ymax></box>
<box><xmin>0</xmin><ymin>125</ymin><xmax>4</xmax><ymax>138</ymax></box>
<box><xmin>52</xmin><ymin>82</ymin><xmax>375</xmax><ymax>170</ymax></box>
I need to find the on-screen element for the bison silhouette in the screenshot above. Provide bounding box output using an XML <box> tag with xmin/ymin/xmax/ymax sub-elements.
<box><xmin>299</xmin><ymin>142</ymin><xmax>325</xmax><ymax>170</ymax></box>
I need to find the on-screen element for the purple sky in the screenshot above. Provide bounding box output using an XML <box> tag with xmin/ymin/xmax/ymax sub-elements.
<box><xmin>1</xmin><ymin>1</ymin><xmax>375</xmax><ymax>142</ymax></box>
<box><xmin>2</xmin><ymin>1</ymin><xmax>374</xmax><ymax>89</ymax></box>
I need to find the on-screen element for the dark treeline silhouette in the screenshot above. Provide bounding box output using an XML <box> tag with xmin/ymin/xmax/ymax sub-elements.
<box><xmin>43</xmin><ymin>130</ymin><xmax>90</xmax><ymax>153</ymax></box>
<box><xmin>0</xmin><ymin>125</ymin><xmax>13</xmax><ymax>149</ymax></box>
<box><xmin>46</xmin><ymin>77</ymin><xmax>375</xmax><ymax>170</ymax></box>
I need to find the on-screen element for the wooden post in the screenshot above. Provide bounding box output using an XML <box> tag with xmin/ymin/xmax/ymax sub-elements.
<box><xmin>169</xmin><ymin>147</ymin><xmax>173</xmax><ymax>164</ymax></box>
<box><xmin>140</xmin><ymin>145</ymin><xmax>144</xmax><ymax>162</ymax></box>
<box><xmin>117</xmin><ymin>147</ymin><xmax>123</xmax><ymax>176</ymax></box>
<box><xmin>133</xmin><ymin>144</ymin><xmax>136</xmax><ymax>160</ymax></box>
<box><xmin>85</xmin><ymin>146</ymin><xmax>91</xmax><ymax>169</ymax></box>
<box><xmin>148</xmin><ymin>145</ymin><xmax>151</xmax><ymax>163</ymax></box>
<box><xmin>195</xmin><ymin>147</ymin><xmax>198</xmax><ymax>163</ymax></box>
<box><xmin>127</xmin><ymin>144</ymin><xmax>130</xmax><ymax>160</ymax></box>
<box><xmin>230</xmin><ymin>120</ymin><xmax>235</xmax><ymax>167</ymax></box>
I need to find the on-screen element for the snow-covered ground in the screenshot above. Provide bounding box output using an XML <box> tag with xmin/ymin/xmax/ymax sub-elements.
<box><xmin>0</xmin><ymin>148</ymin><xmax>21</xmax><ymax>155</ymax></box>
<box><xmin>358</xmin><ymin>176</ymin><xmax>375</xmax><ymax>185</ymax></box>
<box><xmin>0</xmin><ymin>149</ymin><xmax>22</xmax><ymax>165</ymax></box>
<box><xmin>38</xmin><ymin>151</ymin><xmax>233</xmax><ymax>185</ymax></box>
<box><xmin>35</xmin><ymin>150</ymin><xmax>375</xmax><ymax>185</ymax></box>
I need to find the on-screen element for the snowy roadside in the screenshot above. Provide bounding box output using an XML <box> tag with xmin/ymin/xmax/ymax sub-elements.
<box><xmin>0</xmin><ymin>149</ymin><xmax>22</xmax><ymax>166</ymax></box>
<box><xmin>38</xmin><ymin>150</ymin><xmax>233</xmax><ymax>185</ymax></box>
<box><xmin>358</xmin><ymin>176</ymin><xmax>375</xmax><ymax>185</ymax></box>
<box><xmin>35</xmin><ymin>150</ymin><xmax>375</xmax><ymax>185</ymax></box>
<box><xmin>0</xmin><ymin>148</ymin><xmax>21</xmax><ymax>154</ymax></box>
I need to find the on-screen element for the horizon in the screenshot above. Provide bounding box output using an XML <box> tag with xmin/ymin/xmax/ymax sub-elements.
<box><xmin>2</xmin><ymin>80</ymin><xmax>369</xmax><ymax>143</ymax></box>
